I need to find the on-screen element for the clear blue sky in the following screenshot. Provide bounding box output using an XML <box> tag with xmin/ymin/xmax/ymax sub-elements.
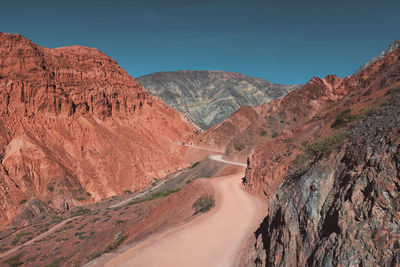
<box><xmin>1</xmin><ymin>0</ymin><xmax>399</xmax><ymax>84</ymax></box>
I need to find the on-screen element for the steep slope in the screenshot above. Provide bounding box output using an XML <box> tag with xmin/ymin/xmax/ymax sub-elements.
<box><xmin>252</xmin><ymin>87</ymin><xmax>400</xmax><ymax>266</ymax></box>
<box><xmin>236</xmin><ymin>47</ymin><xmax>400</xmax><ymax>265</ymax></box>
<box><xmin>137</xmin><ymin>70</ymin><xmax>301</xmax><ymax>129</ymax></box>
<box><xmin>0</xmin><ymin>33</ymin><xmax>195</xmax><ymax>227</ymax></box>
<box><xmin>358</xmin><ymin>39</ymin><xmax>400</xmax><ymax>73</ymax></box>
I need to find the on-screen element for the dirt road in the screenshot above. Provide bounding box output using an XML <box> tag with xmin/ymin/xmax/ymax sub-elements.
<box><xmin>101</xmin><ymin>169</ymin><xmax>264</xmax><ymax>267</ymax></box>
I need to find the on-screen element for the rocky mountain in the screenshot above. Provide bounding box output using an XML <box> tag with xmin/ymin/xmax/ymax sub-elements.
<box><xmin>137</xmin><ymin>70</ymin><xmax>302</xmax><ymax>130</ymax></box>
<box><xmin>0</xmin><ymin>33</ymin><xmax>196</xmax><ymax>227</ymax></box>
<box><xmin>358</xmin><ymin>39</ymin><xmax>400</xmax><ymax>73</ymax></box>
<box><xmin>232</xmin><ymin>45</ymin><xmax>400</xmax><ymax>265</ymax></box>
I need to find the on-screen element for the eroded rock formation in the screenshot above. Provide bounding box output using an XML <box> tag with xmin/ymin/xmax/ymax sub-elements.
<box><xmin>0</xmin><ymin>33</ymin><xmax>195</xmax><ymax>227</ymax></box>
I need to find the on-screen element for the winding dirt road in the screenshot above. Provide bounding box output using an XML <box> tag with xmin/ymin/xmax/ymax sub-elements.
<box><xmin>102</xmin><ymin>168</ymin><xmax>264</xmax><ymax>267</ymax></box>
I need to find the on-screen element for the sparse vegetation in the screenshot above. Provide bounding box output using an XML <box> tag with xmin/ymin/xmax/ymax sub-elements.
<box><xmin>185</xmin><ymin>179</ymin><xmax>193</xmax><ymax>184</ymax></box>
<box><xmin>70</xmin><ymin>207</ymin><xmax>91</xmax><ymax>217</ymax></box>
<box><xmin>45</xmin><ymin>256</ymin><xmax>67</xmax><ymax>267</ymax></box>
<box><xmin>50</xmin><ymin>215</ymin><xmax>64</xmax><ymax>222</ymax></box>
<box><xmin>19</xmin><ymin>199</ymin><xmax>27</xmax><ymax>204</ymax></box>
<box><xmin>124</xmin><ymin>190</ymin><xmax>132</xmax><ymax>194</ymax></box>
<box><xmin>125</xmin><ymin>188</ymin><xmax>181</xmax><ymax>206</ymax></box>
<box><xmin>75</xmin><ymin>196</ymin><xmax>86</xmax><ymax>201</ymax></box>
<box><xmin>189</xmin><ymin>161</ymin><xmax>201</xmax><ymax>169</ymax></box>
<box><xmin>192</xmin><ymin>195</ymin><xmax>215</xmax><ymax>214</ymax></box>
<box><xmin>234</xmin><ymin>143</ymin><xmax>245</xmax><ymax>151</ymax></box>
<box><xmin>104</xmin><ymin>235</ymin><xmax>128</xmax><ymax>253</ymax></box>
<box><xmin>331</xmin><ymin>108</ymin><xmax>358</xmax><ymax>129</ymax></box>
<box><xmin>115</xmin><ymin>219</ymin><xmax>126</xmax><ymax>225</ymax></box>
<box><xmin>47</xmin><ymin>184</ymin><xmax>54</xmax><ymax>192</ymax></box>
<box><xmin>283</xmin><ymin>137</ymin><xmax>293</xmax><ymax>143</ymax></box>
<box><xmin>280</xmin><ymin>120</ymin><xmax>284</xmax><ymax>123</ymax></box>
<box><xmin>260</xmin><ymin>130</ymin><xmax>267</xmax><ymax>136</ymax></box>
<box><xmin>3</xmin><ymin>254</ymin><xmax>23</xmax><ymax>267</ymax></box>
<box><xmin>302</xmin><ymin>131</ymin><xmax>349</xmax><ymax>159</ymax></box>
<box><xmin>271</xmin><ymin>132</ymin><xmax>279</xmax><ymax>138</ymax></box>
<box><xmin>14</xmin><ymin>231</ymin><xmax>32</xmax><ymax>243</ymax></box>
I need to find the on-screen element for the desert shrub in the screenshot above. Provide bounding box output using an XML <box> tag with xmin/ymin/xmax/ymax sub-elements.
<box><xmin>260</xmin><ymin>130</ymin><xmax>267</xmax><ymax>136</ymax></box>
<box><xmin>234</xmin><ymin>143</ymin><xmax>245</xmax><ymax>151</ymax></box>
<box><xmin>192</xmin><ymin>195</ymin><xmax>215</xmax><ymax>214</ymax></box>
<box><xmin>302</xmin><ymin>131</ymin><xmax>349</xmax><ymax>159</ymax></box>
<box><xmin>19</xmin><ymin>199</ymin><xmax>27</xmax><ymax>204</ymax></box>
<box><xmin>271</xmin><ymin>132</ymin><xmax>279</xmax><ymax>138</ymax></box>
<box><xmin>75</xmin><ymin>196</ymin><xmax>86</xmax><ymax>201</ymax></box>
<box><xmin>125</xmin><ymin>188</ymin><xmax>181</xmax><ymax>206</ymax></box>
<box><xmin>3</xmin><ymin>254</ymin><xmax>23</xmax><ymax>267</ymax></box>
<box><xmin>50</xmin><ymin>215</ymin><xmax>64</xmax><ymax>222</ymax></box>
<box><xmin>45</xmin><ymin>256</ymin><xmax>66</xmax><ymax>267</ymax></box>
<box><xmin>104</xmin><ymin>235</ymin><xmax>127</xmax><ymax>253</ymax></box>
<box><xmin>331</xmin><ymin>108</ymin><xmax>357</xmax><ymax>129</ymax></box>
<box><xmin>115</xmin><ymin>219</ymin><xmax>126</xmax><ymax>225</ymax></box>
<box><xmin>189</xmin><ymin>161</ymin><xmax>201</xmax><ymax>169</ymax></box>
<box><xmin>14</xmin><ymin>231</ymin><xmax>32</xmax><ymax>243</ymax></box>
<box><xmin>70</xmin><ymin>207</ymin><xmax>91</xmax><ymax>217</ymax></box>
<box><xmin>124</xmin><ymin>190</ymin><xmax>132</xmax><ymax>194</ymax></box>
<box><xmin>283</xmin><ymin>137</ymin><xmax>293</xmax><ymax>143</ymax></box>
<box><xmin>47</xmin><ymin>185</ymin><xmax>54</xmax><ymax>192</ymax></box>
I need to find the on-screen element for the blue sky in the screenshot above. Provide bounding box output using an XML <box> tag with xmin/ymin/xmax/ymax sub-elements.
<box><xmin>1</xmin><ymin>0</ymin><xmax>399</xmax><ymax>84</ymax></box>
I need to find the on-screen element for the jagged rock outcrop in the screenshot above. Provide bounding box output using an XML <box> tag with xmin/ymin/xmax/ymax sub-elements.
<box><xmin>358</xmin><ymin>39</ymin><xmax>400</xmax><ymax>73</ymax></box>
<box><xmin>137</xmin><ymin>70</ymin><xmax>302</xmax><ymax>129</ymax></box>
<box><xmin>236</xmin><ymin>45</ymin><xmax>400</xmax><ymax>266</ymax></box>
<box><xmin>253</xmin><ymin>87</ymin><xmax>400</xmax><ymax>266</ymax></box>
<box><xmin>0</xmin><ymin>32</ymin><xmax>196</xmax><ymax>227</ymax></box>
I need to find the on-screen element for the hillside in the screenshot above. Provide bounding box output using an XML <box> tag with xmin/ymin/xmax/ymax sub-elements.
<box><xmin>0</xmin><ymin>33</ymin><xmax>196</xmax><ymax>227</ymax></box>
<box><xmin>137</xmin><ymin>70</ymin><xmax>301</xmax><ymax>129</ymax></box>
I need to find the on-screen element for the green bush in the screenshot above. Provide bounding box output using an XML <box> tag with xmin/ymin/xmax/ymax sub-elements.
<box><xmin>70</xmin><ymin>207</ymin><xmax>91</xmax><ymax>217</ymax></box>
<box><xmin>45</xmin><ymin>256</ymin><xmax>67</xmax><ymax>267</ymax></box>
<box><xmin>260</xmin><ymin>130</ymin><xmax>267</xmax><ymax>136</ymax></box>
<box><xmin>3</xmin><ymin>255</ymin><xmax>23</xmax><ymax>267</ymax></box>
<box><xmin>115</xmin><ymin>219</ymin><xmax>126</xmax><ymax>225</ymax></box>
<box><xmin>192</xmin><ymin>196</ymin><xmax>215</xmax><ymax>214</ymax></box>
<box><xmin>302</xmin><ymin>131</ymin><xmax>349</xmax><ymax>159</ymax></box>
<box><xmin>234</xmin><ymin>143</ymin><xmax>245</xmax><ymax>151</ymax></box>
<box><xmin>189</xmin><ymin>161</ymin><xmax>201</xmax><ymax>169</ymax></box>
<box><xmin>125</xmin><ymin>188</ymin><xmax>181</xmax><ymax>207</ymax></box>
<box><xmin>271</xmin><ymin>132</ymin><xmax>279</xmax><ymax>138</ymax></box>
<box><xmin>331</xmin><ymin>108</ymin><xmax>357</xmax><ymax>129</ymax></box>
<box><xmin>47</xmin><ymin>185</ymin><xmax>54</xmax><ymax>192</ymax></box>
<box><xmin>19</xmin><ymin>199</ymin><xmax>27</xmax><ymax>204</ymax></box>
<box><xmin>104</xmin><ymin>235</ymin><xmax>127</xmax><ymax>253</ymax></box>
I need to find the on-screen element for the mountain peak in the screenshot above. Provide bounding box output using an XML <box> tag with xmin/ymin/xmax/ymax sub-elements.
<box><xmin>358</xmin><ymin>39</ymin><xmax>400</xmax><ymax>73</ymax></box>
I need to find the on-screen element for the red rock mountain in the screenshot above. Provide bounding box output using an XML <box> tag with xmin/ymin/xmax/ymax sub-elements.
<box><xmin>0</xmin><ymin>33</ymin><xmax>196</xmax><ymax>227</ymax></box>
<box><xmin>204</xmin><ymin>45</ymin><xmax>400</xmax><ymax>265</ymax></box>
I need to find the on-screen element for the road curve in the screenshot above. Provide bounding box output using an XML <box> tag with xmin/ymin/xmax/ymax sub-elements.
<box><xmin>102</xmin><ymin>169</ymin><xmax>264</xmax><ymax>267</ymax></box>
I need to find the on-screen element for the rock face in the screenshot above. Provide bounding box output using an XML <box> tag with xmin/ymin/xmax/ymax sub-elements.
<box><xmin>240</xmin><ymin>46</ymin><xmax>400</xmax><ymax>265</ymax></box>
<box><xmin>358</xmin><ymin>39</ymin><xmax>400</xmax><ymax>73</ymax></box>
<box><xmin>137</xmin><ymin>70</ymin><xmax>301</xmax><ymax>130</ymax></box>
<box><xmin>254</xmin><ymin>88</ymin><xmax>400</xmax><ymax>266</ymax></box>
<box><xmin>0</xmin><ymin>33</ymin><xmax>195</xmax><ymax>227</ymax></box>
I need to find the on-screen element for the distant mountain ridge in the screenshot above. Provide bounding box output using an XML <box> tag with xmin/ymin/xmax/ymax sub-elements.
<box><xmin>358</xmin><ymin>39</ymin><xmax>400</xmax><ymax>73</ymax></box>
<box><xmin>137</xmin><ymin>70</ymin><xmax>302</xmax><ymax>130</ymax></box>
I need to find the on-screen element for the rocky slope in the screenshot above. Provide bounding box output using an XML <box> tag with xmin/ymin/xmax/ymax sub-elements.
<box><xmin>358</xmin><ymin>39</ymin><xmax>400</xmax><ymax>73</ymax></box>
<box><xmin>137</xmin><ymin>70</ymin><xmax>301</xmax><ymax>129</ymax></box>
<box><xmin>253</xmin><ymin>87</ymin><xmax>400</xmax><ymax>266</ymax></box>
<box><xmin>237</xmin><ymin>46</ymin><xmax>400</xmax><ymax>265</ymax></box>
<box><xmin>0</xmin><ymin>33</ymin><xmax>196</xmax><ymax>227</ymax></box>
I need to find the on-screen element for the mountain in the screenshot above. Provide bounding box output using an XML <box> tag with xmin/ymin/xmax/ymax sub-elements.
<box><xmin>231</xmin><ymin>45</ymin><xmax>400</xmax><ymax>265</ymax></box>
<box><xmin>137</xmin><ymin>70</ymin><xmax>302</xmax><ymax>130</ymax></box>
<box><xmin>358</xmin><ymin>39</ymin><xmax>400</xmax><ymax>72</ymax></box>
<box><xmin>0</xmin><ymin>33</ymin><xmax>196</xmax><ymax>227</ymax></box>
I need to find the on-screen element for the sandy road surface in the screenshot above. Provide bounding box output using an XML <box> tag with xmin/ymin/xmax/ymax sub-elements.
<box><xmin>101</xmin><ymin>169</ymin><xmax>264</xmax><ymax>267</ymax></box>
